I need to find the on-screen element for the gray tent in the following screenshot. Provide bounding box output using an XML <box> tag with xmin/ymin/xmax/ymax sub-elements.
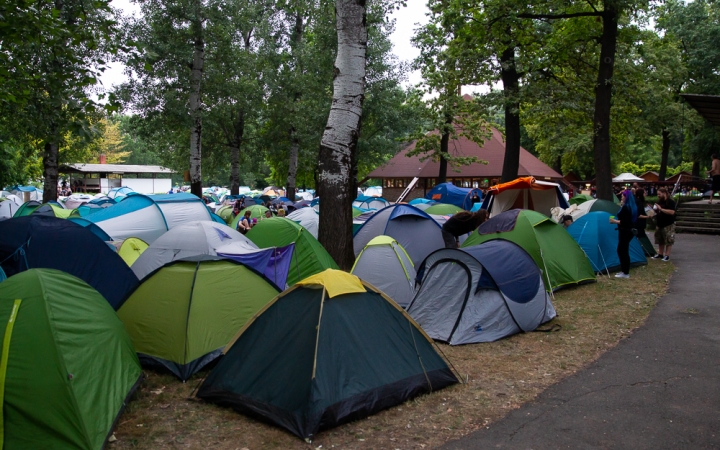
<box><xmin>353</xmin><ymin>204</ymin><xmax>444</xmax><ymax>267</ymax></box>
<box><xmin>351</xmin><ymin>235</ymin><xmax>416</xmax><ymax>308</ymax></box>
<box><xmin>407</xmin><ymin>240</ymin><xmax>556</xmax><ymax>344</ymax></box>
<box><xmin>286</xmin><ymin>207</ymin><xmax>319</xmax><ymax>238</ymax></box>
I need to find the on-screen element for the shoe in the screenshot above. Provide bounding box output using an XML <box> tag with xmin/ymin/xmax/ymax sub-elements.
<box><xmin>662</xmin><ymin>256</ymin><xmax>670</xmax><ymax>262</ymax></box>
<box><xmin>651</xmin><ymin>254</ymin><xmax>663</xmax><ymax>259</ymax></box>
<box><xmin>615</xmin><ymin>272</ymin><xmax>630</xmax><ymax>278</ymax></box>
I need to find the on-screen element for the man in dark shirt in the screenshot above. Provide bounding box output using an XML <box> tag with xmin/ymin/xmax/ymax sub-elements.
<box><xmin>442</xmin><ymin>210</ymin><xmax>488</xmax><ymax>248</ymax></box>
<box><xmin>653</xmin><ymin>187</ymin><xmax>676</xmax><ymax>261</ymax></box>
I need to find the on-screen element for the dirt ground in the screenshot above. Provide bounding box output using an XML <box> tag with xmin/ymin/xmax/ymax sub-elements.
<box><xmin>110</xmin><ymin>261</ymin><xmax>674</xmax><ymax>450</ymax></box>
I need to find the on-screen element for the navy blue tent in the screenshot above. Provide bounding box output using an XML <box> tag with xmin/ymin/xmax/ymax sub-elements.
<box><xmin>425</xmin><ymin>182</ymin><xmax>483</xmax><ymax>210</ymax></box>
<box><xmin>0</xmin><ymin>216</ymin><xmax>139</xmax><ymax>309</ymax></box>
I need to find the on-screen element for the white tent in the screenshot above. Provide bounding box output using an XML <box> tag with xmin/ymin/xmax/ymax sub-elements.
<box><xmin>286</xmin><ymin>207</ymin><xmax>319</xmax><ymax>238</ymax></box>
<box><xmin>612</xmin><ymin>173</ymin><xmax>645</xmax><ymax>183</ymax></box>
<box><xmin>131</xmin><ymin>221</ymin><xmax>261</xmax><ymax>280</ymax></box>
<box><xmin>0</xmin><ymin>199</ymin><xmax>19</xmax><ymax>219</ymax></box>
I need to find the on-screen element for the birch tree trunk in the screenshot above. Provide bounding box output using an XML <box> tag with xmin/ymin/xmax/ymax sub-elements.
<box><xmin>592</xmin><ymin>3</ymin><xmax>618</xmax><ymax>201</ymax></box>
<box><xmin>189</xmin><ymin>30</ymin><xmax>205</xmax><ymax>198</ymax></box>
<box><xmin>317</xmin><ymin>0</ymin><xmax>367</xmax><ymax>270</ymax></box>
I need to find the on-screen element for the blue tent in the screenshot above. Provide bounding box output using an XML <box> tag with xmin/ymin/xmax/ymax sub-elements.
<box><xmin>567</xmin><ymin>212</ymin><xmax>647</xmax><ymax>274</ymax></box>
<box><xmin>352</xmin><ymin>195</ymin><xmax>390</xmax><ymax>211</ymax></box>
<box><xmin>0</xmin><ymin>216</ymin><xmax>139</xmax><ymax>309</ymax></box>
<box><xmin>408</xmin><ymin>198</ymin><xmax>435</xmax><ymax>206</ymax></box>
<box><xmin>425</xmin><ymin>182</ymin><xmax>483</xmax><ymax>210</ymax></box>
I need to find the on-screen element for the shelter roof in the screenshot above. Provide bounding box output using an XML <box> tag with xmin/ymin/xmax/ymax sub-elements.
<box><xmin>681</xmin><ymin>94</ymin><xmax>720</xmax><ymax>127</ymax></box>
<box><xmin>367</xmin><ymin>128</ymin><xmax>561</xmax><ymax>179</ymax></box>
<box><xmin>59</xmin><ymin>163</ymin><xmax>174</xmax><ymax>174</ymax></box>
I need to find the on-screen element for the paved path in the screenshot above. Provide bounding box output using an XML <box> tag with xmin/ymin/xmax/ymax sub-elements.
<box><xmin>443</xmin><ymin>233</ymin><xmax>720</xmax><ymax>449</ymax></box>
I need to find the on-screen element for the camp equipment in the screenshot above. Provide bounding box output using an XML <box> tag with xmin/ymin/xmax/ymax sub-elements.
<box><xmin>246</xmin><ymin>218</ymin><xmax>338</xmax><ymax>286</ymax></box>
<box><xmin>462</xmin><ymin>209</ymin><xmax>596</xmax><ymax>291</ymax></box>
<box><xmin>424</xmin><ymin>203</ymin><xmax>463</xmax><ymax>216</ymax></box>
<box><xmin>0</xmin><ymin>215</ymin><xmax>139</xmax><ymax>309</ymax></box>
<box><xmin>352</xmin><ymin>195</ymin><xmax>390</xmax><ymax>210</ymax></box>
<box><xmin>425</xmin><ymin>182</ymin><xmax>483</xmax><ymax>210</ymax></box>
<box><xmin>286</xmin><ymin>207</ymin><xmax>319</xmax><ymax>238</ymax></box>
<box><xmin>111</xmin><ymin>237</ymin><xmax>149</xmax><ymax>266</ymax></box>
<box><xmin>481</xmin><ymin>177</ymin><xmax>569</xmax><ymax>217</ymax></box>
<box><xmin>567</xmin><ymin>212</ymin><xmax>647</xmax><ymax>273</ymax></box>
<box><xmin>0</xmin><ymin>269</ymin><xmax>142</xmax><ymax>449</ymax></box>
<box><xmin>353</xmin><ymin>204</ymin><xmax>444</xmax><ymax>267</ymax></box>
<box><xmin>118</xmin><ymin>260</ymin><xmax>280</xmax><ymax>380</ymax></box>
<box><xmin>196</xmin><ymin>269</ymin><xmax>458</xmax><ymax>439</ymax></box>
<box><xmin>408</xmin><ymin>240</ymin><xmax>556</xmax><ymax>344</ymax></box>
<box><xmin>351</xmin><ymin>236</ymin><xmax>416</xmax><ymax>307</ymax></box>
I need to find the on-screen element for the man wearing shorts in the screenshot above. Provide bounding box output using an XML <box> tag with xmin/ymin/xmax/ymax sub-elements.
<box><xmin>707</xmin><ymin>153</ymin><xmax>720</xmax><ymax>204</ymax></box>
<box><xmin>653</xmin><ymin>187</ymin><xmax>676</xmax><ymax>261</ymax></box>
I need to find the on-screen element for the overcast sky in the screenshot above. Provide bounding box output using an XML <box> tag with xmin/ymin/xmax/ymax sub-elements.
<box><xmin>99</xmin><ymin>0</ymin><xmax>430</xmax><ymax>90</ymax></box>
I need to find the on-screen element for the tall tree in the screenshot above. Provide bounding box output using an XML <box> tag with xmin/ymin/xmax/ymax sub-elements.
<box><xmin>317</xmin><ymin>0</ymin><xmax>367</xmax><ymax>270</ymax></box>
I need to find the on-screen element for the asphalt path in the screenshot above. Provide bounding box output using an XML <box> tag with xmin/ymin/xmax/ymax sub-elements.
<box><xmin>442</xmin><ymin>233</ymin><xmax>720</xmax><ymax>450</ymax></box>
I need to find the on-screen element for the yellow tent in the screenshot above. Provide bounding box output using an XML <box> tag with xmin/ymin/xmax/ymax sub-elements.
<box><xmin>112</xmin><ymin>237</ymin><xmax>149</xmax><ymax>266</ymax></box>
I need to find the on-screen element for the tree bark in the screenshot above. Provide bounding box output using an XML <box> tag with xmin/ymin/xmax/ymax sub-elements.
<box><xmin>287</xmin><ymin>126</ymin><xmax>299</xmax><ymax>201</ymax></box>
<box><xmin>43</xmin><ymin>141</ymin><xmax>59</xmax><ymax>202</ymax></box>
<box><xmin>500</xmin><ymin>45</ymin><xmax>521</xmax><ymax>183</ymax></box>
<box><xmin>317</xmin><ymin>0</ymin><xmax>367</xmax><ymax>270</ymax></box>
<box><xmin>229</xmin><ymin>110</ymin><xmax>244</xmax><ymax>195</ymax></box>
<box><xmin>189</xmin><ymin>29</ymin><xmax>205</xmax><ymax>198</ymax></box>
<box><xmin>438</xmin><ymin>112</ymin><xmax>453</xmax><ymax>183</ymax></box>
<box><xmin>591</xmin><ymin>3</ymin><xmax>619</xmax><ymax>201</ymax></box>
<box><xmin>692</xmin><ymin>160</ymin><xmax>700</xmax><ymax>178</ymax></box>
<box><xmin>659</xmin><ymin>128</ymin><xmax>670</xmax><ymax>181</ymax></box>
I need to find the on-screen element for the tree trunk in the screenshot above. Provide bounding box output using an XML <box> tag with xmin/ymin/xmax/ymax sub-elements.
<box><xmin>500</xmin><ymin>45</ymin><xmax>521</xmax><ymax>183</ymax></box>
<box><xmin>659</xmin><ymin>128</ymin><xmax>670</xmax><ymax>181</ymax></box>
<box><xmin>229</xmin><ymin>110</ymin><xmax>244</xmax><ymax>195</ymax></box>
<box><xmin>189</xmin><ymin>31</ymin><xmax>205</xmax><ymax>198</ymax></box>
<box><xmin>692</xmin><ymin>160</ymin><xmax>700</xmax><ymax>178</ymax></box>
<box><xmin>317</xmin><ymin>0</ymin><xmax>367</xmax><ymax>270</ymax></box>
<box><xmin>553</xmin><ymin>155</ymin><xmax>563</xmax><ymax>175</ymax></box>
<box><xmin>43</xmin><ymin>141</ymin><xmax>59</xmax><ymax>203</ymax></box>
<box><xmin>591</xmin><ymin>3</ymin><xmax>619</xmax><ymax>201</ymax></box>
<box><xmin>287</xmin><ymin>127</ymin><xmax>299</xmax><ymax>201</ymax></box>
<box><xmin>438</xmin><ymin>112</ymin><xmax>453</xmax><ymax>183</ymax></box>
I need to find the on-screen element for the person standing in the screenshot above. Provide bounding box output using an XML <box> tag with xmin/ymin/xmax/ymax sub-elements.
<box><xmin>609</xmin><ymin>190</ymin><xmax>638</xmax><ymax>278</ymax></box>
<box><xmin>706</xmin><ymin>153</ymin><xmax>720</xmax><ymax>204</ymax></box>
<box><xmin>633</xmin><ymin>188</ymin><xmax>656</xmax><ymax>257</ymax></box>
<box><xmin>653</xmin><ymin>187</ymin><xmax>676</xmax><ymax>261</ymax></box>
<box><xmin>441</xmin><ymin>209</ymin><xmax>489</xmax><ymax>248</ymax></box>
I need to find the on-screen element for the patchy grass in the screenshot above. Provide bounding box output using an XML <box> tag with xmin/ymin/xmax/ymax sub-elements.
<box><xmin>110</xmin><ymin>261</ymin><xmax>674</xmax><ymax>450</ymax></box>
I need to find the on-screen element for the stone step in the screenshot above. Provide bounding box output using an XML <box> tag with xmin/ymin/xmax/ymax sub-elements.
<box><xmin>676</xmin><ymin>226</ymin><xmax>720</xmax><ymax>234</ymax></box>
<box><xmin>676</xmin><ymin>220</ymin><xmax>720</xmax><ymax>228</ymax></box>
<box><xmin>675</xmin><ymin>215</ymin><xmax>720</xmax><ymax>222</ymax></box>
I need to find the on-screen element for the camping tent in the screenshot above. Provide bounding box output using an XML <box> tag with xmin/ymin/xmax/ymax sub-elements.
<box><xmin>352</xmin><ymin>195</ymin><xmax>390</xmax><ymax>211</ymax></box>
<box><xmin>0</xmin><ymin>269</ymin><xmax>142</xmax><ymax>449</ymax></box>
<box><xmin>424</xmin><ymin>203</ymin><xmax>463</xmax><ymax>216</ymax></box>
<box><xmin>462</xmin><ymin>209</ymin><xmax>596</xmax><ymax>291</ymax></box>
<box><xmin>230</xmin><ymin>204</ymin><xmax>270</xmax><ymax>229</ymax></box>
<box><xmin>408</xmin><ymin>198</ymin><xmax>434</xmax><ymax>206</ymax></box>
<box><xmin>569</xmin><ymin>193</ymin><xmax>594</xmax><ymax>206</ymax></box>
<box><xmin>407</xmin><ymin>240</ymin><xmax>556</xmax><ymax>344</ymax></box>
<box><xmin>567</xmin><ymin>212</ymin><xmax>647</xmax><ymax>273</ymax></box>
<box><xmin>353</xmin><ymin>204</ymin><xmax>445</xmax><ymax>267</ymax></box>
<box><xmin>351</xmin><ymin>236</ymin><xmax>416</xmax><ymax>307</ymax></box>
<box><xmin>570</xmin><ymin>199</ymin><xmax>619</xmax><ymax>221</ymax></box>
<box><xmin>80</xmin><ymin>193</ymin><xmax>214</xmax><ymax>243</ymax></box>
<box><xmin>0</xmin><ymin>194</ymin><xmax>22</xmax><ymax>206</ymax></box>
<box><xmin>364</xmin><ymin>186</ymin><xmax>382</xmax><ymax>197</ymax></box>
<box><xmin>63</xmin><ymin>193</ymin><xmax>93</xmax><ymax>210</ymax></box>
<box><xmin>31</xmin><ymin>203</ymin><xmax>74</xmax><ymax>218</ymax></box>
<box><xmin>130</xmin><ymin>221</ymin><xmax>291</xmax><ymax>288</ymax></box>
<box><xmin>196</xmin><ymin>269</ymin><xmax>458</xmax><ymax>439</ymax></box>
<box><xmin>13</xmin><ymin>200</ymin><xmax>41</xmax><ymax>217</ymax></box>
<box><xmin>118</xmin><ymin>260</ymin><xmax>280</xmax><ymax>381</ymax></box>
<box><xmin>246</xmin><ymin>217</ymin><xmax>338</xmax><ymax>286</ymax></box>
<box><xmin>111</xmin><ymin>237</ymin><xmax>149</xmax><ymax>266</ymax></box>
<box><xmin>425</xmin><ymin>182</ymin><xmax>483</xmax><ymax>210</ymax></box>
<box><xmin>612</xmin><ymin>173</ymin><xmax>645</xmax><ymax>183</ymax></box>
<box><xmin>107</xmin><ymin>186</ymin><xmax>134</xmax><ymax>200</ymax></box>
<box><xmin>481</xmin><ymin>177</ymin><xmax>569</xmax><ymax>217</ymax></box>
<box><xmin>286</xmin><ymin>207</ymin><xmax>319</xmax><ymax>238</ymax></box>
<box><xmin>215</xmin><ymin>205</ymin><xmax>234</xmax><ymax>223</ymax></box>
<box><xmin>0</xmin><ymin>198</ymin><xmax>19</xmax><ymax>219</ymax></box>
<box><xmin>0</xmin><ymin>215</ymin><xmax>139</xmax><ymax>309</ymax></box>
<box><xmin>9</xmin><ymin>185</ymin><xmax>41</xmax><ymax>201</ymax></box>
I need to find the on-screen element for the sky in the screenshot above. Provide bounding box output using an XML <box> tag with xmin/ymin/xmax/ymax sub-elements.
<box><xmin>99</xmin><ymin>0</ymin><xmax>431</xmax><ymax>90</ymax></box>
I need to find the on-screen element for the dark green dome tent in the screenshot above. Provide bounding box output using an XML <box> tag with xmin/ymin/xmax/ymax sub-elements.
<box><xmin>462</xmin><ymin>209</ymin><xmax>596</xmax><ymax>291</ymax></box>
<box><xmin>246</xmin><ymin>217</ymin><xmax>338</xmax><ymax>286</ymax></box>
<box><xmin>197</xmin><ymin>269</ymin><xmax>458</xmax><ymax>440</ymax></box>
<box><xmin>118</xmin><ymin>260</ymin><xmax>281</xmax><ymax>381</ymax></box>
<box><xmin>0</xmin><ymin>269</ymin><xmax>142</xmax><ymax>449</ymax></box>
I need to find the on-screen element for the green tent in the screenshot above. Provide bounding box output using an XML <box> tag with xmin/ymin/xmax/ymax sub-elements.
<box><xmin>196</xmin><ymin>269</ymin><xmax>458</xmax><ymax>440</ymax></box>
<box><xmin>112</xmin><ymin>237</ymin><xmax>149</xmax><ymax>266</ymax></box>
<box><xmin>118</xmin><ymin>260</ymin><xmax>280</xmax><ymax>381</ymax></box>
<box><xmin>569</xmin><ymin>194</ymin><xmax>594</xmax><ymax>205</ymax></box>
<box><xmin>246</xmin><ymin>217</ymin><xmax>338</xmax><ymax>286</ymax></box>
<box><xmin>424</xmin><ymin>203</ymin><xmax>463</xmax><ymax>215</ymax></box>
<box><xmin>462</xmin><ymin>209</ymin><xmax>596</xmax><ymax>291</ymax></box>
<box><xmin>215</xmin><ymin>205</ymin><xmax>234</xmax><ymax>223</ymax></box>
<box><xmin>0</xmin><ymin>269</ymin><xmax>142</xmax><ymax>449</ymax></box>
<box><xmin>12</xmin><ymin>201</ymin><xmax>41</xmax><ymax>217</ymax></box>
<box><xmin>230</xmin><ymin>204</ymin><xmax>270</xmax><ymax>229</ymax></box>
<box><xmin>30</xmin><ymin>203</ymin><xmax>74</xmax><ymax>219</ymax></box>
<box><xmin>352</xmin><ymin>206</ymin><xmax>365</xmax><ymax>218</ymax></box>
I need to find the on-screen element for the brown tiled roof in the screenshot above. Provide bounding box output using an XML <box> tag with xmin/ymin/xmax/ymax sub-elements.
<box><xmin>368</xmin><ymin>128</ymin><xmax>561</xmax><ymax>180</ymax></box>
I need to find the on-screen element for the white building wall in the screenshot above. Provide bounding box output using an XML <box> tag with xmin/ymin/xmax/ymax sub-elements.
<box><xmin>122</xmin><ymin>178</ymin><xmax>172</xmax><ymax>194</ymax></box>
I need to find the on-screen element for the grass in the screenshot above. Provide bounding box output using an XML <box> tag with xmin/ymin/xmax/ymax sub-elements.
<box><xmin>110</xmin><ymin>260</ymin><xmax>675</xmax><ymax>450</ymax></box>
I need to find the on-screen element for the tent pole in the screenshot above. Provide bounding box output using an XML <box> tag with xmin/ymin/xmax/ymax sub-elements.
<box><xmin>311</xmin><ymin>287</ymin><xmax>327</xmax><ymax>380</ymax></box>
<box><xmin>539</xmin><ymin>248</ymin><xmax>556</xmax><ymax>302</ymax></box>
<box><xmin>597</xmin><ymin>245</ymin><xmax>612</xmax><ymax>279</ymax></box>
